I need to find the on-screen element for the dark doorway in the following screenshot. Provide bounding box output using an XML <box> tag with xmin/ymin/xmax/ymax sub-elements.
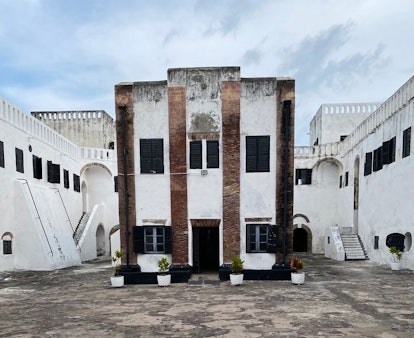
<box><xmin>293</xmin><ymin>228</ymin><xmax>308</xmax><ymax>252</ymax></box>
<box><xmin>193</xmin><ymin>227</ymin><xmax>219</xmax><ymax>273</ymax></box>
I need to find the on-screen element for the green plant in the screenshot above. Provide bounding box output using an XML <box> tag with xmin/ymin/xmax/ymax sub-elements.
<box><xmin>158</xmin><ymin>257</ymin><xmax>170</xmax><ymax>275</ymax></box>
<box><xmin>389</xmin><ymin>246</ymin><xmax>402</xmax><ymax>262</ymax></box>
<box><xmin>111</xmin><ymin>250</ymin><xmax>123</xmax><ymax>276</ymax></box>
<box><xmin>230</xmin><ymin>256</ymin><xmax>244</xmax><ymax>274</ymax></box>
<box><xmin>290</xmin><ymin>257</ymin><xmax>304</xmax><ymax>273</ymax></box>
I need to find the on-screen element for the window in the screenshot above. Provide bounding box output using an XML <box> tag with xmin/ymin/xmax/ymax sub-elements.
<box><xmin>47</xmin><ymin>161</ymin><xmax>60</xmax><ymax>183</ymax></box>
<box><xmin>132</xmin><ymin>226</ymin><xmax>172</xmax><ymax>254</ymax></box>
<box><xmin>207</xmin><ymin>140</ymin><xmax>219</xmax><ymax>168</ymax></box>
<box><xmin>140</xmin><ymin>139</ymin><xmax>164</xmax><ymax>174</ymax></box>
<box><xmin>2</xmin><ymin>234</ymin><xmax>12</xmax><ymax>255</ymax></box>
<box><xmin>190</xmin><ymin>141</ymin><xmax>202</xmax><ymax>169</ymax></box>
<box><xmin>340</xmin><ymin>135</ymin><xmax>347</xmax><ymax>141</ymax></box>
<box><xmin>15</xmin><ymin>148</ymin><xmax>24</xmax><ymax>173</ymax></box>
<box><xmin>0</xmin><ymin>141</ymin><xmax>4</xmax><ymax>168</ymax></box>
<box><xmin>63</xmin><ymin>169</ymin><xmax>69</xmax><ymax>189</ymax></box>
<box><xmin>364</xmin><ymin>152</ymin><xmax>373</xmax><ymax>176</ymax></box>
<box><xmin>339</xmin><ymin>175</ymin><xmax>343</xmax><ymax>188</ymax></box>
<box><xmin>246</xmin><ymin>224</ymin><xmax>269</xmax><ymax>253</ymax></box>
<box><xmin>73</xmin><ymin>174</ymin><xmax>80</xmax><ymax>192</ymax></box>
<box><xmin>373</xmin><ymin>146</ymin><xmax>383</xmax><ymax>172</ymax></box>
<box><xmin>374</xmin><ymin>236</ymin><xmax>379</xmax><ymax>250</ymax></box>
<box><xmin>246</xmin><ymin>136</ymin><xmax>270</xmax><ymax>172</ymax></box>
<box><xmin>114</xmin><ymin>176</ymin><xmax>118</xmax><ymax>192</ymax></box>
<box><xmin>296</xmin><ymin>169</ymin><xmax>312</xmax><ymax>185</ymax></box>
<box><xmin>382</xmin><ymin>137</ymin><xmax>396</xmax><ymax>165</ymax></box>
<box><xmin>403</xmin><ymin>127</ymin><xmax>411</xmax><ymax>158</ymax></box>
<box><xmin>32</xmin><ymin>155</ymin><xmax>42</xmax><ymax>179</ymax></box>
<box><xmin>345</xmin><ymin>172</ymin><xmax>349</xmax><ymax>186</ymax></box>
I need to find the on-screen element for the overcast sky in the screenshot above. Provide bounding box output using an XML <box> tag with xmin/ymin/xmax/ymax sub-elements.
<box><xmin>1</xmin><ymin>0</ymin><xmax>413</xmax><ymax>145</ymax></box>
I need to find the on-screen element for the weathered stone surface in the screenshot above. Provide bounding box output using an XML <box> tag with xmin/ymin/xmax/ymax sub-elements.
<box><xmin>1</xmin><ymin>255</ymin><xmax>414</xmax><ymax>337</ymax></box>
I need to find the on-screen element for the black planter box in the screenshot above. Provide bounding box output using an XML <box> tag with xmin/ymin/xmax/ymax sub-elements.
<box><xmin>118</xmin><ymin>264</ymin><xmax>192</xmax><ymax>284</ymax></box>
<box><xmin>219</xmin><ymin>264</ymin><xmax>291</xmax><ymax>281</ymax></box>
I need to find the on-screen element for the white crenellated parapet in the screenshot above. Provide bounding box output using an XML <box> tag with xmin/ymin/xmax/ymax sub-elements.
<box><xmin>342</xmin><ymin>75</ymin><xmax>414</xmax><ymax>154</ymax></box>
<box><xmin>81</xmin><ymin>147</ymin><xmax>116</xmax><ymax>161</ymax></box>
<box><xmin>317</xmin><ymin>102</ymin><xmax>381</xmax><ymax>115</ymax></box>
<box><xmin>0</xmin><ymin>97</ymin><xmax>80</xmax><ymax>160</ymax></box>
<box><xmin>294</xmin><ymin>142</ymin><xmax>341</xmax><ymax>158</ymax></box>
<box><xmin>31</xmin><ymin>110</ymin><xmax>107</xmax><ymax>121</ymax></box>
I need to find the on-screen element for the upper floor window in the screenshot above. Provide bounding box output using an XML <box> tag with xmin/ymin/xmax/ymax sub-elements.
<box><xmin>207</xmin><ymin>140</ymin><xmax>219</xmax><ymax>168</ymax></box>
<box><xmin>246</xmin><ymin>136</ymin><xmax>270</xmax><ymax>172</ymax></box>
<box><xmin>0</xmin><ymin>141</ymin><xmax>4</xmax><ymax>168</ymax></box>
<box><xmin>373</xmin><ymin>146</ymin><xmax>383</xmax><ymax>172</ymax></box>
<box><xmin>63</xmin><ymin>169</ymin><xmax>69</xmax><ymax>189</ymax></box>
<box><xmin>364</xmin><ymin>152</ymin><xmax>373</xmax><ymax>176</ymax></box>
<box><xmin>47</xmin><ymin>161</ymin><xmax>60</xmax><ymax>184</ymax></box>
<box><xmin>15</xmin><ymin>148</ymin><xmax>24</xmax><ymax>173</ymax></box>
<box><xmin>296</xmin><ymin>169</ymin><xmax>312</xmax><ymax>185</ymax></box>
<box><xmin>190</xmin><ymin>141</ymin><xmax>202</xmax><ymax>169</ymax></box>
<box><xmin>140</xmin><ymin>139</ymin><xmax>164</xmax><ymax>174</ymax></box>
<box><xmin>382</xmin><ymin>137</ymin><xmax>396</xmax><ymax>165</ymax></box>
<box><xmin>73</xmin><ymin>174</ymin><xmax>80</xmax><ymax>192</ymax></box>
<box><xmin>403</xmin><ymin>127</ymin><xmax>411</xmax><ymax>158</ymax></box>
<box><xmin>345</xmin><ymin>171</ymin><xmax>349</xmax><ymax>186</ymax></box>
<box><xmin>32</xmin><ymin>155</ymin><xmax>42</xmax><ymax>180</ymax></box>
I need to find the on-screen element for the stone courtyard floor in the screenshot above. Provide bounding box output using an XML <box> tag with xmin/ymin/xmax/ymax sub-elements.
<box><xmin>1</xmin><ymin>254</ymin><xmax>414</xmax><ymax>337</ymax></box>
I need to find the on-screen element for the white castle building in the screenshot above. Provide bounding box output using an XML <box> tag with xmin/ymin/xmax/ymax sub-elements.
<box><xmin>1</xmin><ymin>72</ymin><xmax>413</xmax><ymax>272</ymax></box>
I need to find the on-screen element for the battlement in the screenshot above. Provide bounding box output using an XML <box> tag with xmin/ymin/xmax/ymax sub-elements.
<box><xmin>316</xmin><ymin>102</ymin><xmax>381</xmax><ymax>115</ymax></box>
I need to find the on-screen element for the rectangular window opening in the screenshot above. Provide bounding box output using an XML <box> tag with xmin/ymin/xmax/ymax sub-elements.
<box><xmin>246</xmin><ymin>136</ymin><xmax>270</xmax><ymax>172</ymax></box>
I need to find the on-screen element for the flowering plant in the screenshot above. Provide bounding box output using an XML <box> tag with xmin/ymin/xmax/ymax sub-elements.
<box><xmin>290</xmin><ymin>257</ymin><xmax>304</xmax><ymax>273</ymax></box>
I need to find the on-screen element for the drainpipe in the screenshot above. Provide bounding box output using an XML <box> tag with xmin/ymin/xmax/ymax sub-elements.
<box><xmin>120</xmin><ymin>106</ymin><xmax>130</xmax><ymax>266</ymax></box>
<box><xmin>282</xmin><ymin>100</ymin><xmax>291</xmax><ymax>265</ymax></box>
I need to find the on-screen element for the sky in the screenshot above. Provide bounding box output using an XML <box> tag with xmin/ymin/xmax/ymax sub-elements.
<box><xmin>0</xmin><ymin>0</ymin><xmax>413</xmax><ymax>145</ymax></box>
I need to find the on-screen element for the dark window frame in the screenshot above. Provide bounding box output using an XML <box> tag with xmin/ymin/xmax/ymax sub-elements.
<box><xmin>15</xmin><ymin>148</ymin><xmax>24</xmax><ymax>173</ymax></box>
<box><xmin>47</xmin><ymin>161</ymin><xmax>60</xmax><ymax>184</ymax></box>
<box><xmin>140</xmin><ymin>138</ymin><xmax>164</xmax><ymax>174</ymax></box>
<box><xmin>133</xmin><ymin>226</ymin><xmax>172</xmax><ymax>254</ymax></box>
<box><xmin>296</xmin><ymin>168</ymin><xmax>312</xmax><ymax>185</ymax></box>
<box><xmin>190</xmin><ymin>140</ymin><xmax>202</xmax><ymax>169</ymax></box>
<box><xmin>73</xmin><ymin>174</ymin><xmax>80</xmax><ymax>192</ymax></box>
<box><xmin>32</xmin><ymin>155</ymin><xmax>42</xmax><ymax>180</ymax></box>
<box><xmin>373</xmin><ymin>146</ymin><xmax>383</xmax><ymax>172</ymax></box>
<box><xmin>345</xmin><ymin>171</ymin><xmax>349</xmax><ymax>186</ymax></box>
<box><xmin>246</xmin><ymin>224</ymin><xmax>269</xmax><ymax>253</ymax></box>
<box><xmin>207</xmin><ymin>140</ymin><xmax>219</xmax><ymax>169</ymax></box>
<box><xmin>114</xmin><ymin>176</ymin><xmax>118</xmax><ymax>193</ymax></box>
<box><xmin>246</xmin><ymin>136</ymin><xmax>270</xmax><ymax>173</ymax></box>
<box><xmin>364</xmin><ymin>152</ymin><xmax>373</xmax><ymax>176</ymax></box>
<box><xmin>0</xmin><ymin>141</ymin><xmax>4</xmax><ymax>168</ymax></box>
<box><xmin>403</xmin><ymin>127</ymin><xmax>411</xmax><ymax>158</ymax></box>
<box><xmin>63</xmin><ymin>169</ymin><xmax>69</xmax><ymax>189</ymax></box>
<box><xmin>3</xmin><ymin>239</ymin><xmax>12</xmax><ymax>255</ymax></box>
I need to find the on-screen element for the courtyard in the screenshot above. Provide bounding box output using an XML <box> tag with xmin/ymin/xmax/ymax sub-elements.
<box><xmin>0</xmin><ymin>254</ymin><xmax>413</xmax><ymax>337</ymax></box>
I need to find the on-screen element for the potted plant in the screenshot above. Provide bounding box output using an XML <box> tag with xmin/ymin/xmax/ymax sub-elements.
<box><xmin>290</xmin><ymin>257</ymin><xmax>305</xmax><ymax>285</ymax></box>
<box><xmin>230</xmin><ymin>256</ymin><xmax>244</xmax><ymax>286</ymax></box>
<box><xmin>389</xmin><ymin>246</ymin><xmax>402</xmax><ymax>271</ymax></box>
<box><xmin>157</xmin><ymin>257</ymin><xmax>171</xmax><ymax>286</ymax></box>
<box><xmin>110</xmin><ymin>250</ymin><xmax>124</xmax><ymax>287</ymax></box>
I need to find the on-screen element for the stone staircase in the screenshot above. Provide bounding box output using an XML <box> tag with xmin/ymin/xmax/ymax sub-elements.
<box><xmin>341</xmin><ymin>234</ymin><xmax>369</xmax><ymax>260</ymax></box>
<box><xmin>73</xmin><ymin>212</ymin><xmax>90</xmax><ymax>246</ymax></box>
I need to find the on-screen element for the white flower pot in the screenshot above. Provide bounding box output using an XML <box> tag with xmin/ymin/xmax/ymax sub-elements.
<box><xmin>230</xmin><ymin>273</ymin><xmax>244</xmax><ymax>286</ymax></box>
<box><xmin>110</xmin><ymin>275</ymin><xmax>124</xmax><ymax>288</ymax></box>
<box><xmin>157</xmin><ymin>274</ymin><xmax>171</xmax><ymax>286</ymax></box>
<box><xmin>391</xmin><ymin>262</ymin><xmax>401</xmax><ymax>271</ymax></box>
<box><xmin>291</xmin><ymin>272</ymin><xmax>305</xmax><ymax>285</ymax></box>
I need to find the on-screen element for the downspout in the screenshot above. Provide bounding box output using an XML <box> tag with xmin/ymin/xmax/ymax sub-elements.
<box><xmin>120</xmin><ymin>107</ymin><xmax>130</xmax><ymax>266</ymax></box>
<box><xmin>282</xmin><ymin>100</ymin><xmax>291</xmax><ymax>265</ymax></box>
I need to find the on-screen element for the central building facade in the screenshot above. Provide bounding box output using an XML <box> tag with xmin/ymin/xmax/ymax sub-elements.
<box><xmin>115</xmin><ymin>67</ymin><xmax>294</xmax><ymax>276</ymax></box>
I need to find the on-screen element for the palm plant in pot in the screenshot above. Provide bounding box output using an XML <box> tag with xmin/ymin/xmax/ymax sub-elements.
<box><xmin>230</xmin><ymin>256</ymin><xmax>244</xmax><ymax>286</ymax></box>
<box><xmin>157</xmin><ymin>257</ymin><xmax>171</xmax><ymax>286</ymax></box>
<box><xmin>389</xmin><ymin>246</ymin><xmax>402</xmax><ymax>271</ymax></box>
<box><xmin>290</xmin><ymin>257</ymin><xmax>305</xmax><ymax>285</ymax></box>
<box><xmin>111</xmin><ymin>250</ymin><xmax>124</xmax><ymax>287</ymax></box>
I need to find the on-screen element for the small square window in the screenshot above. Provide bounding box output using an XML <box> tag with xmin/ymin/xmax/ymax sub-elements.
<box><xmin>296</xmin><ymin>169</ymin><xmax>312</xmax><ymax>185</ymax></box>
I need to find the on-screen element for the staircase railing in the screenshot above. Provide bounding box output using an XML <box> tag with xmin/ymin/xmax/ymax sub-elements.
<box><xmin>17</xmin><ymin>179</ymin><xmax>53</xmax><ymax>256</ymax></box>
<box><xmin>51</xmin><ymin>188</ymin><xmax>75</xmax><ymax>234</ymax></box>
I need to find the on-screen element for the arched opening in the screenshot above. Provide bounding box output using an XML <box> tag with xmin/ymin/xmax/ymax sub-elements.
<box><xmin>2</xmin><ymin>232</ymin><xmax>13</xmax><ymax>255</ymax></box>
<box><xmin>293</xmin><ymin>228</ymin><xmax>308</xmax><ymax>252</ymax></box>
<box><xmin>96</xmin><ymin>224</ymin><xmax>105</xmax><ymax>257</ymax></box>
<box><xmin>81</xmin><ymin>181</ymin><xmax>88</xmax><ymax>213</ymax></box>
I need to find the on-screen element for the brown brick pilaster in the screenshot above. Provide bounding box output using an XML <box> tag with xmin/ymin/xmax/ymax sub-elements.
<box><xmin>222</xmin><ymin>81</ymin><xmax>241</xmax><ymax>263</ymax></box>
<box><xmin>168</xmin><ymin>85</ymin><xmax>188</xmax><ymax>264</ymax></box>
<box><xmin>115</xmin><ymin>83</ymin><xmax>136</xmax><ymax>265</ymax></box>
<box><xmin>275</xmin><ymin>79</ymin><xmax>295</xmax><ymax>264</ymax></box>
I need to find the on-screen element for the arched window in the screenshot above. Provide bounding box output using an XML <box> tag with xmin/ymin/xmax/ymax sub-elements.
<box><xmin>2</xmin><ymin>233</ymin><xmax>12</xmax><ymax>255</ymax></box>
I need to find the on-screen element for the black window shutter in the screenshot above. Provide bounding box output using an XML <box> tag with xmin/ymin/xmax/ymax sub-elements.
<box><xmin>364</xmin><ymin>152</ymin><xmax>372</xmax><ymax>176</ymax></box>
<box><xmin>207</xmin><ymin>140</ymin><xmax>219</xmax><ymax>168</ymax></box>
<box><xmin>382</xmin><ymin>140</ymin><xmax>390</xmax><ymax>165</ymax></box>
<box><xmin>63</xmin><ymin>169</ymin><xmax>69</xmax><ymax>188</ymax></box>
<box><xmin>164</xmin><ymin>226</ymin><xmax>172</xmax><ymax>254</ymax></box>
<box><xmin>151</xmin><ymin>139</ymin><xmax>164</xmax><ymax>173</ymax></box>
<box><xmin>267</xmin><ymin>224</ymin><xmax>278</xmax><ymax>253</ymax></box>
<box><xmin>403</xmin><ymin>127</ymin><xmax>411</xmax><ymax>158</ymax></box>
<box><xmin>73</xmin><ymin>174</ymin><xmax>80</xmax><ymax>192</ymax></box>
<box><xmin>140</xmin><ymin>139</ymin><xmax>152</xmax><ymax>173</ymax></box>
<box><xmin>0</xmin><ymin>141</ymin><xmax>4</xmax><ymax>168</ymax></box>
<box><xmin>133</xmin><ymin>226</ymin><xmax>144</xmax><ymax>253</ymax></box>
<box><xmin>33</xmin><ymin>155</ymin><xmax>42</xmax><ymax>180</ymax></box>
<box><xmin>246</xmin><ymin>224</ymin><xmax>252</xmax><ymax>253</ymax></box>
<box><xmin>305</xmin><ymin>169</ymin><xmax>312</xmax><ymax>184</ymax></box>
<box><xmin>114</xmin><ymin>176</ymin><xmax>118</xmax><ymax>192</ymax></box>
<box><xmin>257</xmin><ymin>136</ymin><xmax>270</xmax><ymax>172</ymax></box>
<box><xmin>390</xmin><ymin>137</ymin><xmax>396</xmax><ymax>163</ymax></box>
<box><xmin>190</xmin><ymin>141</ymin><xmax>202</xmax><ymax>169</ymax></box>
<box><xmin>246</xmin><ymin>136</ymin><xmax>258</xmax><ymax>172</ymax></box>
<box><xmin>15</xmin><ymin>148</ymin><xmax>24</xmax><ymax>173</ymax></box>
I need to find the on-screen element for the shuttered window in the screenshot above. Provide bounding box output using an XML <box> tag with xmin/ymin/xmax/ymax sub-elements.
<box><xmin>73</xmin><ymin>174</ymin><xmax>80</xmax><ymax>192</ymax></box>
<box><xmin>296</xmin><ymin>168</ymin><xmax>312</xmax><ymax>185</ymax></box>
<box><xmin>0</xmin><ymin>141</ymin><xmax>4</xmax><ymax>168</ymax></box>
<box><xmin>15</xmin><ymin>148</ymin><xmax>24</xmax><ymax>173</ymax></box>
<box><xmin>373</xmin><ymin>146</ymin><xmax>383</xmax><ymax>172</ymax></box>
<box><xmin>63</xmin><ymin>169</ymin><xmax>69</xmax><ymax>189</ymax></box>
<box><xmin>140</xmin><ymin>139</ymin><xmax>164</xmax><ymax>174</ymax></box>
<box><xmin>133</xmin><ymin>226</ymin><xmax>172</xmax><ymax>254</ymax></box>
<box><xmin>403</xmin><ymin>127</ymin><xmax>411</xmax><ymax>158</ymax></box>
<box><xmin>364</xmin><ymin>152</ymin><xmax>373</xmax><ymax>176</ymax></box>
<box><xmin>47</xmin><ymin>161</ymin><xmax>60</xmax><ymax>183</ymax></box>
<box><xmin>207</xmin><ymin>140</ymin><xmax>219</xmax><ymax>168</ymax></box>
<box><xmin>246</xmin><ymin>136</ymin><xmax>270</xmax><ymax>172</ymax></box>
<box><xmin>190</xmin><ymin>141</ymin><xmax>202</xmax><ymax>169</ymax></box>
<box><xmin>382</xmin><ymin>137</ymin><xmax>396</xmax><ymax>165</ymax></box>
<box><xmin>32</xmin><ymin>155</ymin><xmax>42</xmax><ymax>179</ymax></box>
<box><xmin>114</xmin><ymin>176</ymin><xmax>118</xmax><ymax>192</ymax></box>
